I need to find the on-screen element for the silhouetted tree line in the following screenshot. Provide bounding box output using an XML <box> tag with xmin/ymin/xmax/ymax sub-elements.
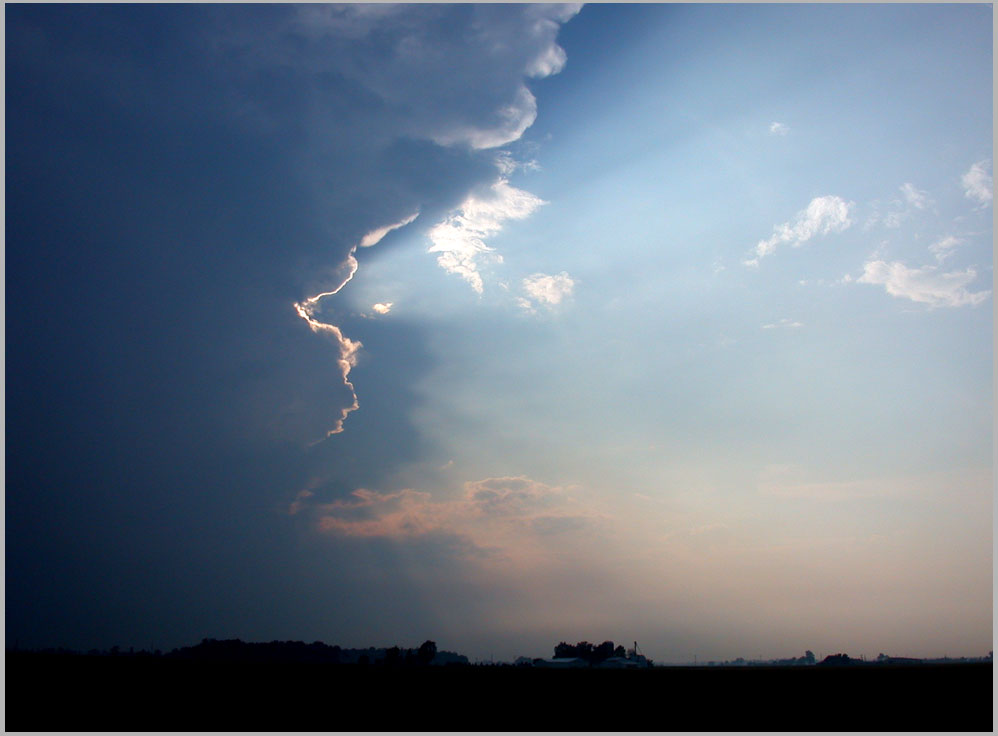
<box><xmin>818</xmin><ymin>653</ymin><xmax>858</xmax><ymax>666</ymax></box>
<box><xmin>9</xmin><ymin>638</ymin><xmax>468</xmax><ymax>667</ymax></box>
<box><xmin>375</xmin><ymin>640</ymin><xmax>440</xmax><ymax>667</ymax></box>
<box><xmin>8</xmin><ymin>645</ymin><xmax>166</xmax><ymax>658</ymax></box>
<box><xmin>9</xmin><ymin>640</ymin><xmax>992</xmax><ymax>669</ymax></box>
<box><xmin>165</xmin><ymin>638</ymin><xmax>464</xmax><ymax>667</ymax></box>
<box><xmin>169</xmin><ymin>638</ymin><xmax>349</xmax><ymax>664</ymax></box>
<box><xmin>770</xmin><ymin>650</ymin><xmax>816</xmax><ymax>666</ymax></box>
<box><xmin>552</xmin><ymin>640</ymin><xmax>628</xmax><ymax>664</ymax></box>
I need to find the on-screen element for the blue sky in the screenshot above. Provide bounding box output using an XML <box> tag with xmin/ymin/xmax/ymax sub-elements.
<box><xmin>6</xmin><ymin>4</ymin><xmax>992</xmax><ymax>663</ymax></box>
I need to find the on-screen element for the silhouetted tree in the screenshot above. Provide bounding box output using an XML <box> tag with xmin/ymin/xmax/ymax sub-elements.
<box><xmin>594</xmin><ymin>641</ymin><xmax>615</xmax><ymax>663</ymax></box>
<box><xmin>417</xmin><ymin>640</ymin><xmax>437</xmax><ymax>666</ymax></box>
<box><xmin>553</xmin><ymin>640</ymin><xmax>630</xmax><ymax>664</ymax></box>
<box><xmin>804</xmin><ymin>650</ymin><xmax>816</xmax><ymax>665</ymax></box>
<box><xmin>819</xmin><ymin>653</ymin><xmax>854</xmax><ymax>667</ymax></box>
<box><xmin>554</xmin><ymin>642</ymin><xmax>577</xmax><ymax>659</ymax></box>
<box><xmin>384</xmin><ymin>646</ymin><xmax>402</xmax><ymax>667</ymax></box>
<box><xmin>575</xmin><ymin>641</ymin><xmax>594</xmax><ymax>661</ymax></box>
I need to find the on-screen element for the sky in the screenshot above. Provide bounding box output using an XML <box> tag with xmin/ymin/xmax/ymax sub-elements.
<box><xmin>5</xmin><ymin>3</ymin><xmax>993</xmax><ymax>663</ymax></box>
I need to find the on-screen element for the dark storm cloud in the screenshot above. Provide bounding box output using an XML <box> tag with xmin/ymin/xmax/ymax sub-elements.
<box><xmin>6</xmin><ymin>4</ymin><xmax>578</xmax><ymax>650</ymax></box>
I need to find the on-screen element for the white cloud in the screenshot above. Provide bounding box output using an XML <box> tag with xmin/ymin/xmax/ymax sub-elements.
<box><xmin>371</xmin><ymin>302</ymin><xmax>393</xmax><ymax>315</ymax></box>
<box><xmin>857</xmin><ymin>260</ymin><xmax>991</xmax><ymax>308</ymax></box>
<box><xmin>292</xmin><ymin>214</ymin><xmax>417</xmax><ymax>439</ymax></box>
<box><xmin>769</xmin><ymin>122</ymin><xmax>789</xmax><ymax>136</ymax></box>
<box><xmin>525</xmin><ymin>38</ymin><xmax>568</xmax><ymax>78</ymax></box>
<box><xmin>880</xmin><ymin>183</ymin><xmax>931</xmax><ymax>228</ymax></box>
<box><xmin>761</xmin><ymin>318</ymin><xmax>803</xmax><ymax>329</ymax></box>
<box><xmin>292</xmin><ymin>299</ymin><xmax>362</xmax><ymax>438</ymax></box>
<box><xmin>521</xmin><ymin>271</ymin><xmax>575</xmax><ymax>310</ymax></box>
<box><xmin>899</xmin><ymin>182</ymin><xmax>929</xmax><ymax>210</ymax></box>
<box><xmin>882</xmin><ymin>210</ymin><xmax>904</xmax><ymax>229</ymax></box>
<box><xmin>289</xmin><ymin>4</ymin><xmax>578</xmax><ymax>152</ymax></box>
<box><xmin>495</xmin><ymin>150</ymin><xmax>540</xmax><ymax>177</ymax></box>
<box><xmin>928</xmin><ymin>235</ymin><xmax>962</xmax><ymax>263</ymax></box>
<box><xmin>961</xmin><ymin>161</ymin><xmax>993</xmax><ymax>207</ymax></box>
<box><xmin>359</xmin><ymin>212</ymin><xmax>420</xmax><ymax>248</ymax></box>
<box><xmin>427</xmin><ymin>177</ymin><xmax>546</xmax><ymax>293</ymax></box>
<box><xmin>746</xmin><ymin>195</ymin><xmax>854</xmax><ymax>266</ymax></box>
<box><xmin>430</xmin><ymin>85</ymin><xmax>540</xmax><ymax>151</ymax></box>
<box><xmin>523</xmin><ymin>3</ymin><xmax>582</xmax><ymax>76</ymax></box>
<box><xmin>262</xmin><ymin>5</ymin><xmax>579</xmax><ymax>441</ymax></box>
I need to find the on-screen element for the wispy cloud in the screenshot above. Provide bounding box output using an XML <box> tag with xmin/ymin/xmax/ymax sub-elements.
<box><xmin>359</xmin><ymin>212</ymin><xmax>420</xmax><ymax>248</ymax></box>
<box><xmin>761</xmin><ymin>318</ymin><xmax>803</xmax><ymax>329</ymax></box>
<box><xmin>317</xmin><ymin>488</ymin><xmax>443</xmax><ymax>537</ymax></box>
<box><xmin>745</xmin><ymin>195</ymin><xmax>854</xmax><ymax>266</ymax></box>
<box><xmin>495</xmin><ymin>150</ymin><xmax>541</xmax><ymax>176</ymax></box>
<box><xmin>520</xmin><ymin>271</ymin><xmax>575</xmax><ymax>311</ymax></box>
<box><xmin>928</xmin><ymin>235</ymin><xmax>962</xmax><ymax>263</ymax></box>
<box><xmin>961</xmin><ymin>160</ymin><xmax>993</xmax><ymax>207</ymax></box>
<box><xmin>899</xmin><ymin>182</ymin><xmax>929</xmax><ymax>210</ymax></box>
<box><xmin>755</xmin><ymin>464</ymin><xmax>905</xmax><ymax>501</ymax></box>
<box><xmin>427</xmin><ymin>177</ymin><xmax>546</xmax><ymax>293</ymax></box>
<box><xmin>760</xmin><ymin>478</ymin><xmax>902</xmax><ymax>501</ymax></box>
<box><xmin>880</xmin><ymin>182</ymin><xmax>931</xmax><ymax>228</ymax></box>
<box><xmin>857</xmin><ymin>260</ymin><xmax>991</xmax><ymax>308</ymax></box>
<box><xmin>306</xmin><ymin>476</ymin><xmax>603</xmax><ymax>555</ymax></box>
<box><xmin>288</xmin><ymin>489</ymin><xmax>315</xmax><ymax>516</ymax></box>
<box><xmin>769</xmin><ymin>121</ymin><xmax>789</xmax><ymax>136</ymax></box>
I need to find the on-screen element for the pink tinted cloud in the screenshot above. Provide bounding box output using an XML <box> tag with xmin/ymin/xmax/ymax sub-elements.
<box><xmin>305</xmin><ymin>476</ymin><xmax>603</xmax><ymax>550</ymax></box>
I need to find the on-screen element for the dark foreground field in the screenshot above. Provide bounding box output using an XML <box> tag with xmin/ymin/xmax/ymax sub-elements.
<box><xmin>5</xmin><ymin>653</ymin><xmax>992</xmax><ymax>731</ymax></box>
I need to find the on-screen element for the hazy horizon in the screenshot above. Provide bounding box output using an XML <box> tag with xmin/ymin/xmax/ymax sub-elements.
<box><xmin>6</xmin><ymin>3</ymin><xmax>992</xmax><ymax>665</ymax></box>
